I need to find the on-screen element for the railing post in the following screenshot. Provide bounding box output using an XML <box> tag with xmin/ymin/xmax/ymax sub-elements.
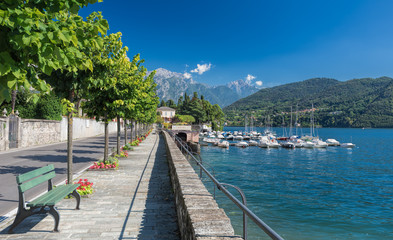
<box><xmin>222</xmin><ymin>183</ymin><xmax>248</xmax><ymax>240</ymax></box>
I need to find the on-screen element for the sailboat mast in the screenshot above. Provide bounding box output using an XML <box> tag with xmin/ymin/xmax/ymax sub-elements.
<box><xmin>289</xmin><ymin>106</ymin><xmax>292</xmax><ymax>137</ymax></box>
<box><xmin>245</xmin><ymin>115</ymin><xmax>248</xmax><ymax>133</ymax></box>
<box><xmin>295</xmin><ymin>104</ymin><xmax>299</xmax><ymax>136</ymax></box>
<box><xmin>311</xmin><ymin>103</ymin><xmax>314</xmax><ymax>137</ymax></box>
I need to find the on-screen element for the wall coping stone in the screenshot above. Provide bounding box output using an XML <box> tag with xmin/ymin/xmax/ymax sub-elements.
<box><xmin>163</xmin><ymin>131</ymin><xmax>242</xmax><ymax>240</ymax></box>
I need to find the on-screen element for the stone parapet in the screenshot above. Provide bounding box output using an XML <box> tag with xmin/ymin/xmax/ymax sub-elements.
<box><xmin>162</xmin><ymin>131</ymin><xmax>242</xmax><ymax>240</ymax></box>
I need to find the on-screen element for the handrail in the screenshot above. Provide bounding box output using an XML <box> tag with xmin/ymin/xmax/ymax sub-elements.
<box><xmin>222</xmin><ymin>183</ymin><xmax>248</xmax><ymax>239</ymax></box>
<box><xmin>167</xmin><ymin>130</ymin><xmax>284</xmax><ymax>240</ymax></box>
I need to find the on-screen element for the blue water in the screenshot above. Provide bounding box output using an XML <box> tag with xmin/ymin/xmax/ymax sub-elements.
<box><xmin>197</xmin><ymin>127</ymin><xmax>393</xmax><ymax>240</ymax></box>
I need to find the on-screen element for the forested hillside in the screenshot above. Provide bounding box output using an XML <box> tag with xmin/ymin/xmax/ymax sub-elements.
<box><xmin>224</xmin><ymin>77</ymin><xmax>393</xmax><ymax>128</ymax></box>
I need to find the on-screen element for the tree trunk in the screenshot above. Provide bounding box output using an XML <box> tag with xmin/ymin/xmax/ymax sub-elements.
<box><xmin>130</xmin><ymin>119</ymin><xmax>134</xmax><ymax>142</ymax></box>
<box><xmin>117</xmin><ymin>116</ymin><xmax>121</xmax><ymax>155</ymax></box>
<box><xmin>67</xmin><ymin>90</ymin><xmax>74</xmax><ymax>185</ymax></box>
<box><xmin>104</xmin><ymin>118</ymin><xmax>109</xmax><ymax>161</ymax></box>
<box><xmin>124</xmin><ymin>119</ymin><xmax>128</xmax><ymax>145</ymax></box>
<box><xmin>11</xmin><ymin>90</ymin><xmax>16</xmax><ymax>114</ymax></box>
<box><xmin>137</xmin><ymin>121</ymin><xmax>139</xmax><ymax>138</ymax></box>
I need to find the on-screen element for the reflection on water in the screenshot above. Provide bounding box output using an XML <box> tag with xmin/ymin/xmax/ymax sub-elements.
<box><xmin>197</xmin><ymin>127</ymin><xmax>393</xmax><ymax>240</ymax></box>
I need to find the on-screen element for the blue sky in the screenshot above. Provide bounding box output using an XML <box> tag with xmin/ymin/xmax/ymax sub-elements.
<box><xmin>80</xmin><ymin>0</ymin><xmax>393</xmax><ymax>87</ymax></box>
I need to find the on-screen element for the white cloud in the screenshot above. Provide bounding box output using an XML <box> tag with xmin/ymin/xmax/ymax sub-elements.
<box><xmin>245</xmin><ymin>74</ymin><xmax>256</xmax><ymax>84</ymax></box>
<box><xmin>255</xmin><ymin>81</ymin><xmax>263</xmax><ymax>87</ymax></box>
<box><xmin>183</xmin><ymin>72</ymin><xmax>192</xmax><ymax>79</ymax></box>
<box><xmin>190</xmin><ymin>63</ymin><xmax>212</xmax><ymax>75</ymax></box>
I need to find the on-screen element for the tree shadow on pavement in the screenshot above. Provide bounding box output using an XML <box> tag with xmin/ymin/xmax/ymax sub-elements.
<box><xmin>118</xmin><ymin>133</ymin><xmax>180</xmax><ymax>240</ymax></box>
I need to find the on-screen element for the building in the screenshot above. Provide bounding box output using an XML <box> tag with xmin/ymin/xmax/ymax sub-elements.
<box><xmin>157</xmin><ymin>106</ymin><xmax>176</xmax><ymax>123</ymax></box>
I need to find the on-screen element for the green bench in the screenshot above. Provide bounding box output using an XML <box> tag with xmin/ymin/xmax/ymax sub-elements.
<box><xmin>8</xmin><ymin>164</ymin><xmax>81</xmax><ymax>233</ymax></box>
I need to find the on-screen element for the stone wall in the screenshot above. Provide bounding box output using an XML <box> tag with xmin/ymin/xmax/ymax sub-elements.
<box><xmin>0</xmin><ymin>118</ymin><xmax>9</xmax><ymax>151</ymax></box>
<box><xmin>0</xmin><ymin>116</ymin><xmax>117</xmax><ymax>151</ymax></box>
<box><xmin>20</xmin><ymin>119</ymin><xmax>61</xmax><ymax>148</ymax></box>
<box><xmin>162</xmin><ymin>131</ymin><xmax>242</xmax><ymax>240</ymax></box>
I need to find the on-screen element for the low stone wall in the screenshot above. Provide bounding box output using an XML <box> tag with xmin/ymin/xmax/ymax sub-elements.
<box><xmin>162</xmin><ymin>131</ymin><xmax>242</xmax><ymax>240</ymax></box>
<box><xmin>20</xmin><ymin>119</ymin><xmax>61</xmax><ymax>148</ymax></box>
<box><xmin>0</xmin><ymin>116</ymin><xmax>117</xmax><ymax>151</ymax></box>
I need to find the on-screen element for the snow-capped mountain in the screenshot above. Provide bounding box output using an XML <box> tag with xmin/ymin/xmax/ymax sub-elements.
<box><xmin>152</xmin><ymin>68</ymin><xmax>259</xmax><ymax>107</ymax></box>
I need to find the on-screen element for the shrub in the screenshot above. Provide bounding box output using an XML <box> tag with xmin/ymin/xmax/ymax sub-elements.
<box><xmin>36</xmin><ymin>94</ymin><xmax>62</xmax><ymax>120</ymax></box>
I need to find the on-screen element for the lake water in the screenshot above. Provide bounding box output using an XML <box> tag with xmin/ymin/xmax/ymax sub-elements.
<box><xmin>196</xmin><ymin>127</ymin><xmax>393</xmax><ymax>240</ymax></box>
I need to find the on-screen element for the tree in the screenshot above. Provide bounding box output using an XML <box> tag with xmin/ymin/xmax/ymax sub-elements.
<box><xmin>0</xmin><ymin>0</ymin><xmax>104</xmax><ymax>106</ymax></box>
<box><xmin>40</xmin><ymin>11</ymin><xmax>108</xmax><ymax>184</ymax></box>
<box><xmin>83</xmin><ymin>32</ymin><xmax>129</xmax><ymax>160</ymax></box>
<box><xmin>166</xmin><ymin>99</ymin><xmax>176</xmax><ymax>109</ymax></box>
<box><xmin>1</xmin><ymin>0</ymin><xmax>108</xmax><ymax>184</ymax></box>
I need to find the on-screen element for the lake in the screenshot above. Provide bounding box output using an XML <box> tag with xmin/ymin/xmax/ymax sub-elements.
<box><xmin>195</xmin><ymin>127</ymin><xmax>393</xmax><ymax>240</ymax></box>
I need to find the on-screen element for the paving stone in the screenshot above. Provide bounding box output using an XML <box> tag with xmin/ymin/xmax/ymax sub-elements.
<box><xmin>0</xmin><ymin>129</ymin><xmax>180</xmax><ymax>239</ymax></box>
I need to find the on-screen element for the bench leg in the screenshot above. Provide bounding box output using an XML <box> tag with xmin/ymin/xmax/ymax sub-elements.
<box><xmin>48</xmin><ymin>206</ymin><xmax>60</xmax><ymax>232</ymax></box>
<box><xmin>69</xmin><ymin>190</ymin><xmax>81</xmax><ymax>210</ymax></box>
<box><xmin>8</xmin><ymin>209</ymin><xmax>34</xmax><ymax>233</ymax></box>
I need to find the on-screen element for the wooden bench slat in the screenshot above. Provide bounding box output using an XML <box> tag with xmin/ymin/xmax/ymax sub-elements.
<box><xmin>27</xmin><ymin>184</ymin><xmax>79</xmax><ymax>207</ymax></box>
<box><xmin>45</xmin><ymin>184</ymin><xmax>79</xmax><ymax>206</ymax></box>
<box><xmin>26</xmin><ymin>185</ymin><xmax>67</xmax><ymax>207</ymax></box>
<box><xmin>18</xmin><ymin>171</ymin><xmax>56</xmax><ymax>193</ymax></box>
<box><xmin>17</xmin><ymin>165</ymin><xmax>55</xmax><ymax>184</ymax></box>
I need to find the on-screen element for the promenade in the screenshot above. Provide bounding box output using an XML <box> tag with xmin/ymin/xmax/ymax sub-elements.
<box><xmin>0</xmin><ymin>129</ymin><xmax>180</xmax><ymax>239</ymax></box>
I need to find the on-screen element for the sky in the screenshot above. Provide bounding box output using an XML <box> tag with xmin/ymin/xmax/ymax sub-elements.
<box><xmin>79</xmin><ymin>0</ymin><xmax>393</xmax><ymax>88</ymax></box>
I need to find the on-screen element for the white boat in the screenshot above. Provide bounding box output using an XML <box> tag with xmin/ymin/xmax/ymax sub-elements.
<box><xmin>226</xmin><ymin>134</ymin><xmax>234</xmax><ymax>140</ymax></box>
<box><xmin>267</xmin><ymin>139</ymin><xmax>280</xmax><ymax>148</ymax></box>
<box><xmin>281</xmin><ymin>141</ymin><xmax>295</xmax><ymax>149</ymax></box>
<box><xmin>248</xmin><ymin>140</ymin><xmax>258</xmax><ymax>146</ymax></box>
<box><xmin>291</xmin><ymin>139</ymin><xmax>304</xmax><ymax>148</ymax></box>
<box><xmin>258</xmin><ymin>137</ymin><xmax>269</xmax><ymax>148</ymax></box>
<box><xmin>341</xmin><ymin>143</ymin><xmax>355</xmax><ymax>148</ymax></box>
<box><xmin>234</xmin><ymin>135</ymin><xmax>243</xmax><ymax>141</ymax></box>
<box><xmin>218</xmin><ymin>140</ymin><xmax>229</xmax><ymax>148</ymax></box>
<box><xmin>326</xmin><ymin>139</ymin><xmax>340</xmax><ymax>146</ymax></box>
<box><xmin>302</xmin><ymin>141</ymin><xmax>315</xmax><ymax>148</ymax></box>
<box><xmin>217</xmin><ymin>134</ymin><xmax>225</xmax><ymax>139</ymax></box>
<box><xmin>313</xmin><ymin>140</ymin><xmax>328</xmax><ymax>148</ymax></box>
<box><xmin>235</xmin><ymin>141</ymin><xmax>249</xmax><ymax>148</ymax></box>
<box><xmin>203</xmin><ymin>137</ymin><xmax>218</xmax><ymax>144</ymax></box>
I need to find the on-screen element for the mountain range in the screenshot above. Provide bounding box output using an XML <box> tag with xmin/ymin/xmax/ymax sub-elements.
<box><xmin>152</xmin><ymin>68</ymin><xmax>259</xmax><ymax>107</ymax></box>
<box><xmin>224</xmin><ymin>76</ymin><xmax>393</xmax><ymax>128</ymax></box>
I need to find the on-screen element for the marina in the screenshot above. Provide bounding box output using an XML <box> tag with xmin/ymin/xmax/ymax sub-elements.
<box><xmin>195</xmin><ymin>127</ymin><xmax>393</xmax><ymax>239</ymax></box>
<box><xmin>200</xmin><ymin>127</ymin><xmax>355</xmax><ymax>150</ymax></box>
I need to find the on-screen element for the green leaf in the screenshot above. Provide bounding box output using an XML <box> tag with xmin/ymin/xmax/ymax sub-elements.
<box><xmin>23</xmin><ymin>78</ymin><xmax>31</xmax><ymax>90</ymax></box>
<box><xmin>22</xmin><ymin>35</ymin><xmax>31</xmax><ymax>46</ymax></box>
<box><xmin>12</xmin><ymin>69</ymin><xmax>22</xmax><ymax>79</ymax></box>
<box><xmin>58</xmin><ymin>30</ymin><xmax>70</xmax><ymax>44</ymax></box>
<box><xmin>0</xmin><ymin>62</ymin><xmax>11</xmax><ymax>76</ymax></box>
<box><xmin>7</xmin><ymin>79</ymin><xmax>17</xmax><ymax>89</ymax></box>
<box><xmin>47</xmin><ymin>32</ymin><xmax>57</xmax><ymax>44</ymax></box>
<box><xmin>0</xmin><ymin>87</ymin><xmax>11</xmax><ymax>104</ymax></box>
<box><xmin>42</xmin><ymin>64</ymin><xmax>53</xmax><ymax>75</ymax></box>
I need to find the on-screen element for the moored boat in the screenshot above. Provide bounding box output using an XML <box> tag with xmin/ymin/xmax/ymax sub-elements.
<box><xmin>218</xmin><ymin>140</ymin><xmax>230</xmax><ymax>148</ymax></box>
<box><xmin>281</xmin><ymin>141</ymin><xmax>295</xmax><ymax>149</ymax></box>
<box><xmin>326</xmin><ymin>139</ymin><xmax>340</xmax><ymax>146</ymax></box>
<box><xmin>341</xmin><ymin>143</ymin><xmax>355</xmax><ymax>148</ymax></box>
<box><xmin>248</xmin><ymin>140</ymin><xmax>258</xmax><ymax>146</ymax></box>
<box><xmin>235</xmin><ymin>141</ymin><xmax>249</xmax><ymax>148</ymax></box>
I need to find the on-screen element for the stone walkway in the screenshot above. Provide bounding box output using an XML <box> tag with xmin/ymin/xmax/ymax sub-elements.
<box><xmin>0</xmin><ymin>130</ymin><xmax>180</xmax><ymax>239</ymax></box>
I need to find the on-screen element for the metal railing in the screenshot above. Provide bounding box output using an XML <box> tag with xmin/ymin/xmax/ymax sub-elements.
<box><xmin>168</xmin><ymin>130</ymin><xmax>284</xmax><ymax>240</ymax></box>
